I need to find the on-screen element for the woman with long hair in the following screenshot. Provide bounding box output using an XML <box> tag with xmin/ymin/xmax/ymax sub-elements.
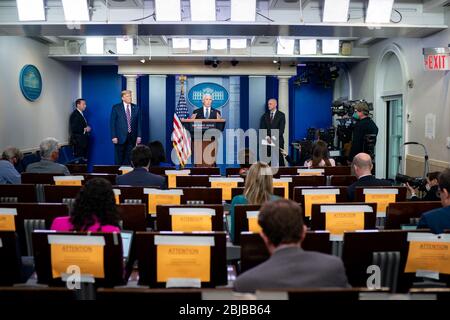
<box><xmin>304</xmin><ymin>140</ymin><xmax>335</xmax><ymax>168</ymax></box>
<box><xmin>229</xmin><ymin>162</ymin><xmax>279</xmax><ymax>242</ymax></box>
<box><xmin>51</xmin><ymin>178</ymin><xmax>121</xmax><ymax>232</ymax></box>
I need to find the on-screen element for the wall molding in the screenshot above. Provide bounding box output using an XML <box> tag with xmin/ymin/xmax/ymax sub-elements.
<box><xmin>406</xmin><ymin>153</ymin><xmax>450</xmax><ymax>169</ymax></box>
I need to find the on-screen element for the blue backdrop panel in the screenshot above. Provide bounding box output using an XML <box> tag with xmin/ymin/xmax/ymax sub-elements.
<box><xmin>265</xmin><ymin>76</ymin><xmax>279</xmax><ymax>102</ymax></box>
<box><xmin>292</xmin><ymin>71</ymin><xmax>333</xmax><ymax>141</ymax></box>
<box><xmin>82</xmin><ymin>66</ymin><xmax>122</xmax><ymax>168</ymax></box>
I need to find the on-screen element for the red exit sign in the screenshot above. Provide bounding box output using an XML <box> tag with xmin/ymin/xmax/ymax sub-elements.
<box><xmin>423</xmin><ymin>47</ymin><xmax>450</xmax><ymax>71</ymax></box>
<box><xmin>424</xmin><ymin>54</ymin><xmax>449</xmax><ymax>70</ymax></box>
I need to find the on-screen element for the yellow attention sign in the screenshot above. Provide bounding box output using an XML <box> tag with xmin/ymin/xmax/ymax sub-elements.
<box><xmin>304</xmin><ymin>194</ymin><xmax>336</xmax><ymax>218</ymax></box>
<box><xmin>156</xmin><ymin>245</ymin><xmax>211</xmax><ymax>282</ymax></box>
<box><xmin>167</xmin><ymin>174</ymin><xmax>178</xmax><ymax>189</ymax></box>
<box><xmin>210</xmin><ymin>181</ymin><xmax>238</xmax><ymax>201</ymax></box>
<box><xmin>405</xmin><ymin>241</ymin><xmax>450</xmax><ymax>275</ymax></box>
<box><xmin>247</xmin><ymin>217</ymin><xmax>262</xmax><ymax>233</ymax></box>
<box><xmin>273</xmin><ymin>181</ymin><xmax>289</xmax><ymax>199</ymax></box>
<box><xmin>325</xmin><ymin>211</ymin><xmax>365</xmax><ymax>235</ymax></box>
<box><xmin>55</xmin><ymin>180</ymin><xmax>82</xmax><ymax>186</ymax></box>
<box><xmin>171</xmin><ymin>215</ymin><xmax>212</xmax><ymax>232</ymax></box>
<box><xmin>299</xmin><ymin>171</ymin><xmax>323</xmax><ymax>176</ymax></box>
<box><xmin>148</xmin><ymin>194</ymin><xmax>181</xmax><ymax>215</ymax></box>
<box><xmin>50</xmin><ymin>243</ymin><xmax>105</xmax><ymax>278</ymax></box>
<box><xmin>0</xmin><ymin>215</ymin><xmax>15</xmax><ymax>231</ymax></box>
<box><xmin>365</xmin><ymin>193</ymin><xmax>396</xmax><ymax>214</ymax></box>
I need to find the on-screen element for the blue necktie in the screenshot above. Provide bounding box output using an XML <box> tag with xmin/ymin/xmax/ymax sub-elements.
<box><xmin>205</xmin><ymin>108</ymin><xmax>210</xmax><ymax>119</ymax></box>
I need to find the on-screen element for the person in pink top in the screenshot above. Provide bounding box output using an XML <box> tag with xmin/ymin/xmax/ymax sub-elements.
<box><xmin>51</xmin><ymin>178</ymin><xmax>121</xmax><ymax>232</ymax></box>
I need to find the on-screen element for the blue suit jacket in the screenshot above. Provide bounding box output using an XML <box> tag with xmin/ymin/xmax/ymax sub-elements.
<box><xmin>418</xmin><ymin>206</ymin><xmax>450</xmax><ymax>234</ymax></box>
<box><xmin>116</xmin><ymin>167</ymin><xmax>167</xmax><ymax>188</ymax></box>
<box><xmin>110</xmin><ymin>102</ymin><xmax>142</xmax><ymax>144</ymax></box>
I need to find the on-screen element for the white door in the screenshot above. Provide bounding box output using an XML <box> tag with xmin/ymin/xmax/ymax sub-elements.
<box><xmin>386</xmin><ymin>97</ymin><xmax>404</xmax><ymax>180</ymax></box>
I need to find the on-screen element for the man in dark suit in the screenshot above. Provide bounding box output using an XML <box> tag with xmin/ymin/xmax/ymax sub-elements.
<box><xmin>191</xmin><ymin>93</ymin><xmax>221</xmax><ymax>120</ymax></box>
<box><xmin>116</xmin><ymin>145</ymin><xmax>166</xmax><ymax>188</ymax></box>
<box><xmin>349</xmin><ymin>101</ymin><xmax>378</xmax><ymax>161</ymax></box>
<box><xmin>418</xmin><ymin>169</ymin><xmax>450</xmax><ymax>234</ymax></box>
<box><xmin>233</xmin><ymin>199</ymin><xmax>349</xmax><ymax>293</ymax></box>
<box><xmin>347</xmin><ymin>152</ymin><xmax>392</xmax><ymax>201</ymax></box>
<box><xmin>260</xmin><ymin>98</ymin><xmax>286</xmax><ymax>166</ymax></box>
<box><xmin>69</xmin><ymin>98</ymin><xmax>91</xmax><ymax>162</ymax></box>
<box><xmin>110</xmin><ymin>90</ymin><xmax>142</xmax><ymax>165</ymax></box>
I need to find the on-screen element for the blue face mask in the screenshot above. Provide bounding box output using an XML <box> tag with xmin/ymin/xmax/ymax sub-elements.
<box><xmin>352</xmin><ymin>111</ymin><xmax>360</xmax><ymax>120</ymax></box>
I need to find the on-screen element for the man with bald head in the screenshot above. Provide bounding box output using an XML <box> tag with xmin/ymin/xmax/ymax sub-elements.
<box><xmin>347</xmin><ymin>152</ymin><xmax>392</xmax><ymax>200</ymax></box>
<box><xmin>191</xmin><ymin>94</ymin><xmax>221</xmax><ymax>120</ymax></box>
<box><xmin>260</xmin><ymin>98</ymin><xmax>286</xmax><ymax>166</ymax></box>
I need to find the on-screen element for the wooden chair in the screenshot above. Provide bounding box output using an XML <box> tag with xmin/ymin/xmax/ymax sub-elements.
<box><xmin>0</xmin><ymin>184</ymin><xmax>37</xmax><ymax>203</ymax></box>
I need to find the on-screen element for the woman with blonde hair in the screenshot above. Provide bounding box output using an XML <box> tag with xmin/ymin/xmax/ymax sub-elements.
<box><xmin>229</xmin><ymin>162</ymin><xmax>279</xmax><ymax>242</ymax></box>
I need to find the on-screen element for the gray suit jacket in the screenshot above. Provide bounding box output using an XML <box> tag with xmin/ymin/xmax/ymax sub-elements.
<box><xmin>26</xmin><ymin>159</ymin><xmax>70</xmax><ymax>175</ymax></box>
<box><xmin>233</xmin><ymin>247</ymin><xmax>349</xmax><ymax>293</ymax></box>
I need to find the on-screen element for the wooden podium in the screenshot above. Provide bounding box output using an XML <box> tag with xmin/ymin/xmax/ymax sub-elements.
<box><xmin>181</xmin><ymin>118</ymin><xmax>226</xmax><ymax>166</ymax></box>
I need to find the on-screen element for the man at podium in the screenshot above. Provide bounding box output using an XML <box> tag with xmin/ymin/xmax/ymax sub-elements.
<box><xmin>191</xmin><ymin>94</ymin><xmax>221</xmax><ymax>119</ymax></box>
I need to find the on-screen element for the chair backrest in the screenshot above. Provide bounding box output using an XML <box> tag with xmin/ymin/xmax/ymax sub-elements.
<box><xmin>189</xmin><ymin>167</ymin><xmax>221</xmax><ymax>175</ymax></box>
<box><xmin>272</xmin><ymin>167</ymin><xmax>306</xmax><ymax>177</ymax></box>
<box><xmin>354</xmin><ymin>186</ymin><xmax>407</xmax><ymax>203</ymax></box>
<box><xmin>313</xmin><ymin>166</ymin><xmax>352</xmax><ymax>176</ymax></box>
<box><xmin>148</xmin><ymin>166</ymin><xmax>176</xmax><ymax>176</ymax></box>
<box><xmin>32</xmin><ymin>230</ymin><xmax>125</xmax><ymax>287</ymax></box>
<box><xmin>342</xmin><ymin>230</ymin><xmax>424</xmax><ymax>292</ymax></box>
<box><xmin>329</xmin><ymin>175</ymin><xmax>358</xmax><ymax>186</ymax></box>
<box><xmin>240</xmin><ymin>231</ymin><xmax>332</xmax><ymax>274</ymax></box>
<box><xmin>225</xmin><ymin>167</ymin><xmax>243</xmax><ymax>176</ymax></box>
<box><xmin>66</xmin><ymin>164</ymin><xmax>88</xmax><ymax>174</ymax></box>
<box><xmin>310</xmin><ymin>202</ymin><xmax>377</xmax><ymax>232</ymax></box>
<box><xmin>231</xmin><ymin>187</ymin><xmax>285</xmax><ymax>200</ymax></box>
<box><xmin>113</xmin><ymin>185</ymin><xmax>149</xmax><ymax>204</ymax></box>
<box><xmin>0</xmin><ymin>231</ymin><xmax>22</xmax><ymax>285</ymax></box>
<box><xmin>293</xmin><ymin>186</ymin><xmax>349</xmax><ymax>221</ymax></box>
<box><xmin>385</xmin><ymin>201</ymin><xmax>442</xmax><ymax>229</ymax></box>
<box><xmin>175</xmin><ymin>175</ymin><xmax>211</xmax><ymax>188</ymax></box>
<box><xmin>0</xmin><ymin>203</ymin><xmax>69</xmax><ymax>255</ymax></box>
<box><xmin>180</xmin><ymin>188</ymin><xmax>223</xmax><ymax>204</ymax></box>
<box><xmin>233</xmin><ymin>204</ymin><xmax>261</xmax><ymax>245</ymax></box>
<box><xmin>21</xmin><ymin>173</ymin><xmax>64</xmax><ymax>184</ymax></box>
<box><xmin>0</xmin><ymin>184</ymin><xmax>37</xmax><ymax>203</ymax></box>
<box><xmin>83</xmin><ymin>173</ymin><xmax>117</xmax><ymax>185</ymax></box>
<box><xmin>156</xmin><ymin>204</ymin><xmax>224</xmax><ymax>232</ymax></box>
<box><xmin>43</xmin><ymin>185</ymin><xmax>82</xmax><ymax>203</ymax></box>
<box><xmin>135</xmin><ymin>231</ymin><xmax>227</xmax><ymax>288</ymax></box>
<box><xmin>93</xmin><ymin>165</ymin><xmax>121</xmax><ymax>174</ymax></box>
<box><xmin>117</xmin><ymin>203</ymin><xmax>147</xmax><ymax>232</ymax></box>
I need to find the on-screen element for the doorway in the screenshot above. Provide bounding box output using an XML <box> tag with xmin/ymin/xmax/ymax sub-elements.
<box><xmin>385</xmin><ymin>96</ymin><xmax>404</xmax><ymax>180</ymax></box>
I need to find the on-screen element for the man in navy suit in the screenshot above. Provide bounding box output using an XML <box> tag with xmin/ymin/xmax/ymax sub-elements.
<box><xmin>110</xmin><ymin>90</ymin><xmax>142</xmax><ymax>165</ymax></box>
<box><xmin>116</xmin><ymin>145</ymin><xmax>166</xmax><ymax>188</ymax></box>
<box><xmin>191</xmin><ymin>93</ymin><xmax>221</xmax><ymax>120</ymax></box>
<box><xmin>418</xmin><ymin>168</ymin><xmax>450</xmax><ymax>233</ymax></box>
<box><xmin>347</xmin><ymin>152</ymin><xmax>392</xmax><ymax>200</ymax></box>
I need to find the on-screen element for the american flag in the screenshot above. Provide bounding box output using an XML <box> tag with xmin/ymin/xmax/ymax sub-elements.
<box><xmin>172</xmin><ymin>90</ymin><xmax>191</xmax><ymax>166</ymax></box>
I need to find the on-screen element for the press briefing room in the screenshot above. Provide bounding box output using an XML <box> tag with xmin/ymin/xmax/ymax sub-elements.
<box><xmin>0</xmin><ymin>0</ymin><xmax>450</xmax><ymax>310</ymax></box>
